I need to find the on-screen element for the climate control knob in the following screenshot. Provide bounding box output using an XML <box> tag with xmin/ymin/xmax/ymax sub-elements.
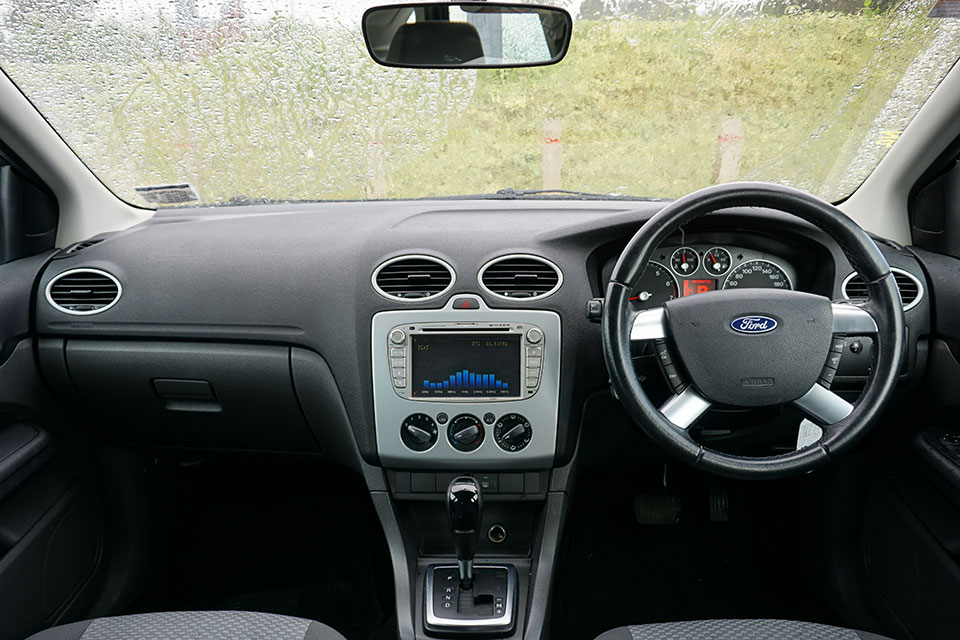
<box><xmin>447</xmin><ymin>414</ymin><xmax>484</xmax><ymax>452</ymax></box>
<box><xmin>494</xmin><ymin>414</ymin><xmax>532</xmax><ymax>452</ymax></box>
<box><xmin>400</xmin><ymin>413</ymin><xmax>438</xmax><ymax>452</ymax></box>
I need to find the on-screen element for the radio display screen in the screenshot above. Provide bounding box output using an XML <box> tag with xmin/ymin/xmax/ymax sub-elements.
<box><xmin>411</xmin><ymin>334</ymin><xmax>521</xmax><ymax>398</ymax></box>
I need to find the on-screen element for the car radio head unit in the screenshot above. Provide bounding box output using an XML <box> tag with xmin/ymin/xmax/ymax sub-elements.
<box><xmin>387</xmin><ymin>322</ymin><xmax>544</xmax><ymax>401</ymax></box>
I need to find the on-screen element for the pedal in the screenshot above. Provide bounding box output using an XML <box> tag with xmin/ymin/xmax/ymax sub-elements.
<box><xmin>708</xmin><ymin>484</ymin><xmax>729</xmax><ymax>522</ymax></box>
<box><xmin>633</xmin><ymin>494</ymin><xmax>682</xmax><ymax>525</ymax></box>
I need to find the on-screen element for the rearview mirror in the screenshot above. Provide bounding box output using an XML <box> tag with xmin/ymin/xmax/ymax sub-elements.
<box><xmin>362</xmin><ymin>2</ymin><xmax>572</xmax><ymax>69</ymax></box>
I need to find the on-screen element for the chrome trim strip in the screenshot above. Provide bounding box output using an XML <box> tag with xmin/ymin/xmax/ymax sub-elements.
<box><xmin>660</xmin><ymin>387</ymin><xmax>712</xmax><ymax>430</ymax></box>
<box><xmin>425</xmin><ymin>564</ymin><xmax>516</xmax><ymax>629</ymax></box>
<box><xmin>44</xmin><ymin>267</ymin><xmax>122</xmax><ymax>316</ymax></box>
<box><xmin>478</xmin><ymin>253</ymin><xmax>563</xmax><ymax>302</ymax></box>
<box><xmin>840</xmin><ymin>267</ymin><xmax>924</xmax><ymax>312</ymax></box>
<box><xmin>630</xmin><ymin>307</ymin><xmax>668</xmax><ymax>341</ymax></box>
<box><xmin>371</xmin><ymin>254</ymin><xmax>456</xmax><ymax>302</ymax></box>
<box><xmin>792</xmin><ymin>384</ymin><xmax>854</xmax><ymax>425</ymax></box>
<box><xmin>831</xmin><ymin>303</ymin><xmax>879</xmax><ymax>334</ymax></box>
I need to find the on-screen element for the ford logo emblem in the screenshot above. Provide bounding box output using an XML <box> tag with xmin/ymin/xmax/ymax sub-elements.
<box><xmin>731</xmin><ymin>315</ymin><xmax>778</xmax><ymax>334</ymax></box>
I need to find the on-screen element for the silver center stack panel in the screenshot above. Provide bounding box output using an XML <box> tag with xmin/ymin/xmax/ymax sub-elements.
<box><xmin>371</xmin><ymin>296</ymin><xmax>561</xmax><ymax>468</ymax></box>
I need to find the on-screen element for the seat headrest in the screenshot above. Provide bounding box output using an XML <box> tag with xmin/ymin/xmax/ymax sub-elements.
<box><xmin>386</xmin><ymin>22</ymin><xmax>484</xmax><ymax>65</ymax></box>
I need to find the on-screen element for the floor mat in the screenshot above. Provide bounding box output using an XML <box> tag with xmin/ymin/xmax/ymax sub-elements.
<box><xmin>552</xmin><ymin>467</ymin><xmax>844</xmax><ymax>640</ymax></box>
<box><xmin>128</xmin><ymin>457</ymin><xmax>391</xmax><ymax>640</ymax></box>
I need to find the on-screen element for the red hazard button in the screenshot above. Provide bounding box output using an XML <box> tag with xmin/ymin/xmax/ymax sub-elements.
<box><xmin>453</xmin><ymin>297</ymin><xmax>480</xmax><ymax>310</ymax></box>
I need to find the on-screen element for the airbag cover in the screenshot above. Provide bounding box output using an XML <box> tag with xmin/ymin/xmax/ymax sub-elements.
<box><xmin>664</xmin><ymin>289</ymin><xmax>832</xmax><ymax>406</ymax></box>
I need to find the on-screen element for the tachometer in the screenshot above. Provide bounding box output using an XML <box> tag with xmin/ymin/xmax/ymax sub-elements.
<box><xmin>722</xmin><ymin>259</ymin><xmax>793</xmax><ymax>290</ymax></box>
<box><xmin>629</xmin><ymin>261</ymin><xmax>679</xmax><ymax>309</ymax></box>
<box><xmin>670</xmin><ymin>247</ymin><xmax>699</xmax><ymax>275</ymax></box>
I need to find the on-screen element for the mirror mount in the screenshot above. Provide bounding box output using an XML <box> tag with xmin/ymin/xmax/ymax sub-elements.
<box><xmin>362</xmin><ymin>2</ymin><xmax>572</xmax><ymax>69</ymax></box>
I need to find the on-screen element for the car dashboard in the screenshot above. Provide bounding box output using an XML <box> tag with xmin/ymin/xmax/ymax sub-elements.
<box><xmin>32</xmin><ymin>199</ymin><xmax>931</xmax><ymax>473</ymax></box>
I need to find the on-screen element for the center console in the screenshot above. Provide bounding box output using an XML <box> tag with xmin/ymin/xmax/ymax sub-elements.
<box><xmin>369</xmin><ymin>295</ymin><xmax>566</xmax><ymax>639</ymax></box>
<box><xmin>371</xmin><ymin>296</ymin><xmax>561</xmax><ymax>468</ymax></box>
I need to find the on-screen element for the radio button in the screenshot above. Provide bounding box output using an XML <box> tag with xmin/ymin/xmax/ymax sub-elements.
<box><xmin>525</xmin><ymin>328</ymin><xmax>543</xmax><ymax>344</ymax></box>
<box><xmin>390</xmin><ymin>357</ymin><xmax>406</xmax><ymax>368</ymax></box>
<box><xmin>526</xmin><ymin>346</ymin><xmax>542</xmax><ymax>357</ymax></box>
<box><xmin>393</xmin><ymin>377</ymin><xmax>406</xmax><ymax>388</ymax></box>
<box><xmin>389</xmin><ymin>329</ymin><xmax>406</xmax><ymax>345</ymax></box>
<box><xmin>390</xmin><ymin>347</ymin><xmax>406</xmax><ymax>358</ymax></box>
<box><xmin>526</xmin><ymin>356</ymin><xmax>542</xmax><ymax>368</ymax></box>
<box><xmin>526</xmin><ymin>376</ymin><xmax>539</xmax><ymax>388</ymax></box>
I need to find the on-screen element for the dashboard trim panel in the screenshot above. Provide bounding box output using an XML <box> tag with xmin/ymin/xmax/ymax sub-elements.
<box><xmin>372</xmin><ymin>296</ymin><xmax>561</xmax><ymax>469</ymax></box>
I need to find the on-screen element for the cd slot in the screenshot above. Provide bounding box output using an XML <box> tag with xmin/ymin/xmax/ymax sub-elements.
<box><xmin>420</xmin><ymin>327</ymin><xmax>511</xmax><ymax>332</ymax></box>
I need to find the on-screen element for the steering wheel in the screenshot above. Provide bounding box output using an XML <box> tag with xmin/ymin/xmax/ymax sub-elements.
<box><xmin>602</xmin><ymin>183</ymin><xmax>904</xmax><ymax>479</ymax></box>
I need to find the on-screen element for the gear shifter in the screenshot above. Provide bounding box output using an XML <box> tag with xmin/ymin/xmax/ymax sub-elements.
<box><xmin>447</xmin><ymin>476</ymin><xmax>482</xmax><ymax>589</ymax></box>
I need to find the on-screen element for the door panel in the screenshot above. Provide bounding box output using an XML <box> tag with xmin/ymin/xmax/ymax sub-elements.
<box><xmin>0</xmin><ymin>248</ymin><xmax>107</xmax><ymax>640</ymax></box>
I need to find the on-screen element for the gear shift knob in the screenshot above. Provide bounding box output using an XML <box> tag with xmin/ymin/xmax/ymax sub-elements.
<box><xmin>447</xmin><ymin>476</ymin><xmax>482</xmax><ymax>589</ymax></box>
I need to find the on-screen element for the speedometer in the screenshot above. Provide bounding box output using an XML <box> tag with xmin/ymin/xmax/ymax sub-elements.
<box><xmin>722</xmin><ymin>259</ymin><xmax>793</xmax><ymax>290</ymax></box>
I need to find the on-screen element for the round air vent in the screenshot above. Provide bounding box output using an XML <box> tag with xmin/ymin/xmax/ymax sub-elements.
<box><xmin>841</xmin><ymin>267</ymin><xmax>923</xmax><ymax>311</ymax></box>
<box><xmin>479</xmin><ymin>254</ymin><xmax>562</xmax><ymax>300</ymax></box>
<box><xmin>46</xmin><ymin>268</ymin><xmax>122</xmax><ymax>315</ymax></box>
<box><xmin>372</xmin><ymin>255</ymin><xmax>455</xmax><ymax>301</ymax></box>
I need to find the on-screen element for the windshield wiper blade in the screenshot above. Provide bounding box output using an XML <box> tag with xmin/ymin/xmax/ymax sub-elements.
<box><xmin>491</xmin><ymin>187</ymin><xmax>665</xmax><ymax>201</ymax></box>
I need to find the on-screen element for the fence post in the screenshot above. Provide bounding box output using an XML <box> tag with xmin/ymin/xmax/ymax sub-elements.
<box><xmin>366</xmin><ymin>140</ymin><xmax>387</xmax><ymax>198</ymax></box>
<box><xmin>713</xmin><ymin>116</ymin><xmax>743</xmax><ymax>184</ymax></box>
<box><xmin>542</xmin><ymin>119</ymin><xmax>562</xmax><ymax>191</ymax></box>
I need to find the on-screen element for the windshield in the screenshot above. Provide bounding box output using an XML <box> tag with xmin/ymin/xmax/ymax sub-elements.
<box><xmin>0</xmin><ymin>0</ymin><xmax>958</xmax><ymax>207</ymax></box>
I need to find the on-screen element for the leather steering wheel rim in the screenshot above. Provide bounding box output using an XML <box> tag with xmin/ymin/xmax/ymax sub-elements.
<box><xmin>601</xmin><ymin>182</ymin><xmax>905</xmax><ymax>479</ymax></box>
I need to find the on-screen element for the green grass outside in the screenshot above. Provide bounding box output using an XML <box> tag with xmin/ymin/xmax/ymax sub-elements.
<box><xmin>5</xmin><ymin>11</ymin><xmax>944</xmax><ymax>206</ymax></box>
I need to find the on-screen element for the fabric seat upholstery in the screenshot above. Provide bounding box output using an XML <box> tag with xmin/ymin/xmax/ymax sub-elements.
<box><xmin>594</xmin><ymin>619</ymin><xmax>893</xmax><ymax>640</ymax></box>
<box><xmin>25</xmin><ymin>611</ymin><xmax>345</xmax><ymax>640</ymax></box>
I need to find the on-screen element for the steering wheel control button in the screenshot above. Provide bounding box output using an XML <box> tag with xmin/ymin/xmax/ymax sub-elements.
<box><xmin>483</xmin><ymin>412</ymin><xmax>496</xmax><ymax>425</ymax></box>
<box><xmin>525</xmin><ymin>328</ymin><xmax>543</xmax><ymax>344</ymax></box>
<box><xmin>819</xmin><ymin>366</ymin><xmax>837</xmax><ymax>387</ymax></box>
<box><xmin>825</xmin><ymin>350</ymin><xmax>843</xmax><ymax>370</ymax></box>
<box><xmin>448</xmin><ymin>414</ymin><xmax>485</xmax><ymax>452</ymax></box>
<box><xmin>654</xmin><ymin>339</ymin><xmax>673</xmax><ymax>365</ymax></box>
<box><xmin>400</xmin><ymin>413</ymin><xmax>438</xmax><ymax>452</ymax></box>
<box><xmin>389</xmin><ymin>328</ymin><xmax>406</xmax><ymax>345</ymax></box>
<box><xmin>830</xmin><ymin>338</ymin><xmax>846</xmax><ymax>353</ymax></box>
<box><xmin>494</xmin><ymin>414</ymin><xmax>533</xmax><ymax>452</ymax></box>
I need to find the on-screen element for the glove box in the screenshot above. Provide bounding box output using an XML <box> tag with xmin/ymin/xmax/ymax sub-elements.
<box><xmin>53</xmin><ymin>340</ymin><xmax>321</xmax><ymax>452</ymax></box>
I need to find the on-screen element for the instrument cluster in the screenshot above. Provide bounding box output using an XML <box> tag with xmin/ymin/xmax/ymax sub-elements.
<box><xmin>627</xmin><ymin>244</ymin><xmax>797</xmax><ymax>310</ymax></box>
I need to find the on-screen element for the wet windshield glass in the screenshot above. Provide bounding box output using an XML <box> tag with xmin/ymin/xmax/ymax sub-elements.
<box><xmin>0</xmin><ymin>0</ymin><xmax>958</xmax><ymax>206</ymax></box>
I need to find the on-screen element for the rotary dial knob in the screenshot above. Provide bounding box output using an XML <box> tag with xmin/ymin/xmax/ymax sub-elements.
<box><xmin>494</xmin><ymin>414</ymin><xmax>532</xmax><ymax>452</ymax></box>
<box><xmin>447</xmin><ymin>414</ymin><xmax>485</xmax><ymax>452</ymax></box>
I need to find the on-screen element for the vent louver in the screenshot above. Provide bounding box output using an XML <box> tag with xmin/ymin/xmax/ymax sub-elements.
<box><xmin>842</xmin><ymin>268</ymin><xmax>923</xmax><ymax>311</ymax></box>
<box><xmin>479</xmin><ymin>255</ymin><xmax>562</xmax><ymax>300</ymax></box>
<box><xmin>46</xmin><ymin>269</ymin><xmax>122</xmax><ymax>315</ymax></box>
<box><xmin>373</xmin><ymin>255</ymin><xmax>455</xmax><ymax>301</ymax></box>
<box><xmin>65</xmin><ymin>239</ymin><xmax>103</xmax><ymax>254</ymax></box>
